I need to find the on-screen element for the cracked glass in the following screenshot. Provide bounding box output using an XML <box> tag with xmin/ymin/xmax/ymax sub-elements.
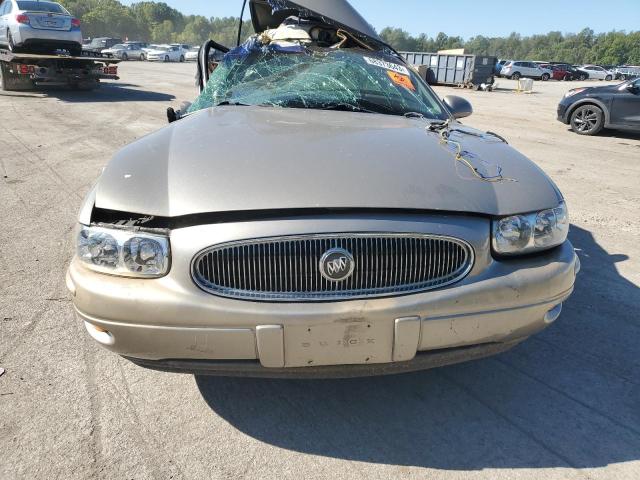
<box><xmin>187</xmin><ymin>47</ymin><xmax>448</xmax><ymax>119</ymax></box>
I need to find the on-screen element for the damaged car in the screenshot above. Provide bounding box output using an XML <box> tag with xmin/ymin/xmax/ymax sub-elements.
<box><xmin>67</xmin><ymin>0</ymin><xmax>579</xmax><ymax>378</ymax></box>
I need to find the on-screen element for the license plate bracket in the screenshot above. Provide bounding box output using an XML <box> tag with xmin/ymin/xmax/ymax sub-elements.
<box><xmin>284</xmin><ymin>320</ymin><xmax>394</xmax><ymax>368</ymax></box>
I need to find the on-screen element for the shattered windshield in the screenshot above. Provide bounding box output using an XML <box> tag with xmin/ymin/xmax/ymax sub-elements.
<box><xmin>187</xmin><ymin>46</ymin><xmax>448</xmax><ymax>119</ymax></box>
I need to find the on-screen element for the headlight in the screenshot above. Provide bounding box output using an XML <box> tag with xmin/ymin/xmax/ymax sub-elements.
<box><xmin>492</xmin><ymin>202</ymin><xmax>569</xmax><ymax>255</ymax></box>
<box><xmin>77</xmin><ymin>225</ymin><xmax>170</xmax><ymax>277</ymax></box>
<box><xmin>564</xmin><ymin>88</ymin><xmax>586</xmax><ymax>98</ymax></box>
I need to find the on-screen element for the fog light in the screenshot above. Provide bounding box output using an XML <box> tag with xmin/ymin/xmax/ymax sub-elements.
<box><xmin>84</xmin><ymin>322</ymin><xmax>115</xmax><ymax>346</ymax></box>
<box><xmin>544</xmin><ymin>304</ymin><xmax>563</xmax><ymax>324</ymax></box>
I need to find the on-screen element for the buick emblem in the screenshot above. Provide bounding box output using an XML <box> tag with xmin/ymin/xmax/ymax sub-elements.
<box><xmin>319</xmin><ymin>248</ymin><xmax>355</xmax><ymax>282</ymax></box>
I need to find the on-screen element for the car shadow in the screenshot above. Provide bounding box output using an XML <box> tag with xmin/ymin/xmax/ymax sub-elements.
<box><xmin>35</xmin><ymin>83</ymin><xmax>175</xmax><ymax>103</ymax></box>
<box><xmin>600</xmin><ymin>129</ymin><xmax>640</xmax><ymax>141</ymax></box>
<box><xmin>563</xmin><ymin>127</ymin><xmax>640</xmax><ymax>141</ymax></box>
<box><xmin>195</xmin><ymin>225</ymin><xmax>639</xmax><ymax>470</ymax></box>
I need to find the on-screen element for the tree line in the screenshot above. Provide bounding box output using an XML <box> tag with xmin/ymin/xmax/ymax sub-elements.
<box><xmin>61</xmin><ymin>0</ymin><xmax>253</xmax><ymax>47</ymax></box>
<box><xmin>380</xmin><ymin>28</ymin><xmax>640</xmax><ymax>65</ymax></box>
<box><xmin>60</xmin><ymin>1</ymin><xmax>639</xmax><ymax>65</ymax></box>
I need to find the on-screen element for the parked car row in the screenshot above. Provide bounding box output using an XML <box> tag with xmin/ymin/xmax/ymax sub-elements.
<box><xmin>82</xmin><ymin>37</ymin><xmax>193</xmax><ymax>62</ymax></box>
<box><xmin>496</xmin><ymin>59</ymin><xmax>623</xmax><ymax>82</ymax></box>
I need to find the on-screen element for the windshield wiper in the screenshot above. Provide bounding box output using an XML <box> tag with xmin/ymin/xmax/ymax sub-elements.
<box><xmin>427</xmin><ymin>119</ymin><xmax>451</xmax><ymax>131</ymax></box>
<box><xmin>320</xmin><ymin>103</ymin><xmax>378</xmax><ymax>114</ymax></box>
<box><xmin>216</xmin><ymin>101</ymin><xmax>251</xmax><ymax>107</ymax></box>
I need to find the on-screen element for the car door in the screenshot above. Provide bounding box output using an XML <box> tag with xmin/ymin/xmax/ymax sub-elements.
<box><xmin>590</xmin><ymin>67</ymin><xmax>604</xmax><ymax>80</ymax></box>
<box><xmin>610</xmin><ymin>79</ymin><xmax>640</xmax><ymax>126</ymax></box>
<box><xmin>524</xmin><ymin>62</ymin><xmax>537</xmax><ymax>78</ymax></box>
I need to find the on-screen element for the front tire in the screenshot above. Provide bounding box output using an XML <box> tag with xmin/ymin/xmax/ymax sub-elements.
<box><xmin>511</xmin><ymin>72</ymin><xmax>521</xmax><ymax>80</ymax></box>
<box><xmin>605</xmin><ymin>75</ymin><xmax>612</xmax><ymax>81</ymax></box>
<box><xmin>164</xmin><ymin>55</ymin><xmax>169</xmax><ymax>62</ymax></box>
<box><xmin>570</xmin><ymin>105</ymin><xmax>604</xmax><ymax>136</ymax></box>
<box><xmin>121</xmin><ymin>53</ymin><xmax>128</xmax><ymax>61</ymax></box>
<box><xmin>579</xmin><ymin>74</ymin><xmax>588</xmax><ymax>81</ymax></box>
<box><xmin>139</xmin><ymin>53</ymin><xmax>145</xmax><ymax>61</ymax></box>
<box><xmin>180</xmin><ymin>55</ymin><xmax>185</xmax><ymax>63</ymax></box>
<box><xmin>541</xmin><ymin>73</ymin><xmax>550</xmax><ymax>81</ymax></box>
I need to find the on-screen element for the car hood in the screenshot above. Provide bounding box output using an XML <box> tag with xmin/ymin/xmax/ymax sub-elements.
<box><xmin>95</xmin><ymin>106</ymin><xmax>562</xmax><ymax>218</ymax></box>
<box><xmin>249</xmin><ymin>0</ymin><xmax>388</xmax><ymax>50</ymax></box>
<box><xmin>583</xmin><ymin>83</ymin><xmax>623</xmax><ymax>94</ymax></box>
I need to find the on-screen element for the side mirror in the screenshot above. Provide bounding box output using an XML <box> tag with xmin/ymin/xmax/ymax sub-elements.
<box><xmin>443</xmin><ymin>95</ymin><xmax>473</xmax><ymax>119</ymax></box>
<box><xmin>626</xmin><ymin>83</ymin><xmax>639</xmax><ymax>94</ymax></box>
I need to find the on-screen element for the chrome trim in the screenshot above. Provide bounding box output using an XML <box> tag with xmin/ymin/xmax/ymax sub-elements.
<box><xmin>191</xmin><ymin>233</ymin><xmax>475</xmax><ymax>302</ymax></box>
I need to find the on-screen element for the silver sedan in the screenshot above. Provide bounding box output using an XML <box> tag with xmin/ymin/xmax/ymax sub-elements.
<box><xmin>0</xmin><ymin>0</ymin><xmax>82</xmax><ymax>55</ymax></box>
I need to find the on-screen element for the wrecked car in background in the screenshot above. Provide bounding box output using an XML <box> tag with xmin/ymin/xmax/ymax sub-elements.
<box><xmin>67</xmin><ymin>0</ymin><xmax>579</xmax><ymax>378</ymax></box>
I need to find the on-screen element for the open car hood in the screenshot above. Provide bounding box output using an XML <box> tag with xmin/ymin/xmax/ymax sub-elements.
<box><xmin>249</xmin><ymin>0</ymin><xmax>388</xmax><ymax>50</ymax></box>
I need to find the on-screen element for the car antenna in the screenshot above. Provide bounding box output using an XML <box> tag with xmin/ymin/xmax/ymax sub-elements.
<box><xmin>237</xmin><ymin>0</ymin><xmax>248</xmax><ymax>47</ymax></box>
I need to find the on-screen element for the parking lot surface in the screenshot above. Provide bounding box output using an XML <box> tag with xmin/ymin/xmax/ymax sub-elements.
<box><xmin>1</xmin><ymin>62</ymin><xmax>639</xmax><ymax>480</ymax></box>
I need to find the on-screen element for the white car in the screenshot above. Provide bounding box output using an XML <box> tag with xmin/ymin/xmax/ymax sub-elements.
<box><xmin>171</xmin><ymin>43</ymin><xmax>191</xmax><ymax>54</ymax></box>
<box><xmin>577</xmin><ymin>65</ymin><xmax>614</xmax><ymax>81</ymax></box>
<box><xmin>145</xmin><ymin>45</ymin><xmax>184</xmax><ymax>63</ymax></box>
<box><xmin>500</xmin><ymin>61</ymin><xmax>552</xmax><ymax>81</ymax></box>
<box><xmin>185</xmin><ymin>47</ymin><xmax>199</xmax><ymax>61</ymax></box>
<box><xmin>102</xmin><ymin>43</ymin><xmax>146</xmax><ymax>61</ymax></box>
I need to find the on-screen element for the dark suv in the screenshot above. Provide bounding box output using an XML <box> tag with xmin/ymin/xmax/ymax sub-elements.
<box><xmin>557</xmin><ymin>79</ymin><xmax>640</xmax><ymax>135</ymax></box>
<box><xmin>82</xmin><ymin>37</ymin><xmax>122</xmax><ymax>54</ymax></box>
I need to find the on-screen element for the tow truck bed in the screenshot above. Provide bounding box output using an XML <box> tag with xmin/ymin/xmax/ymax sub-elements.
<box><xmin>0</xmin><ymin>49</ymin><xmax>121</xmax><ymax>91</ymax></box>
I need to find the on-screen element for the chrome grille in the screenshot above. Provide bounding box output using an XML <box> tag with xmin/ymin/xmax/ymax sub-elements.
<box><xmin>192</xmin><ymin>233</ymin><xmax>474</xmax><ymax>301</ymax></box>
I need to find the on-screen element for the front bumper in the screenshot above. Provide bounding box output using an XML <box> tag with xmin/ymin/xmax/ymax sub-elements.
<box><xmin>67</xmin><ymin>215</ymin><xmax>579</xmax><ymax>377</ymax></box>
<box><xmin>557</xmin><ymin>102</ymin><xmax>571</xmax><ymax>124</ymax></box>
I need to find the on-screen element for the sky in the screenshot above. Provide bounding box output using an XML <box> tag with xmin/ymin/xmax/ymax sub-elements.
<box><xmin>121</xmin><ymin>0</ymin><xmax>640</xmax><ymax>38</ymax></box>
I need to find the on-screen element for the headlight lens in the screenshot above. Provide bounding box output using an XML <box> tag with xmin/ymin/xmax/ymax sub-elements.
<box><xmin>564</xmin><ymin>88</ymin><xmax>586</xmax><ymax>98</ymax></box>
<box><xmin>77</xmin><ymin>225</ymin><xmax>170</xmax><ymax>277</ymax></box>
<box><xmin>493</xmin><ymin>202</ymin><xmax>569</xmax><ymax>255</ymax></box>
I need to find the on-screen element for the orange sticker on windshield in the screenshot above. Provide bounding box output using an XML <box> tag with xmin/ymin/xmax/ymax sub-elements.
<box><xmin>387</xmin><ymin>71</ymin><xmax>415</xmax><ymax>91</ymax></box>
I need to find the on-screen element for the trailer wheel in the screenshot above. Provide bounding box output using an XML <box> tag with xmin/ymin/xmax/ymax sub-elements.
<box><xmin>0</xmin><ymin>62</ymin><xmax>33</xmax><ymax>91</ymax></box>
